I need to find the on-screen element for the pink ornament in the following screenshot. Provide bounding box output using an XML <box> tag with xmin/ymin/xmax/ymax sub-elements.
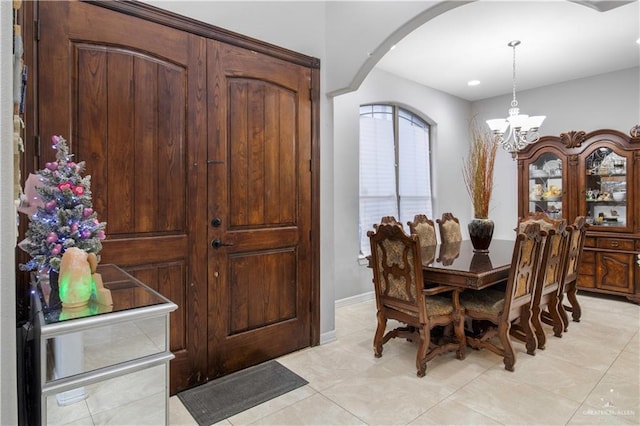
<box><xmin>73</xmin><ymin>185</ymin><xmax>85</xmax><ymax>196</ymax></box>
<box><xmin>97</xmin><ymin>231</ymin><xmax>106</xmax><ymax>240</ymax></box>
<box><xmin>71</xmin><ymin>223</ymin><xmax>79</xmax><ymax>232</ymax></box>
<box><xmin>83</xmin><ymin>207</ymin><xmax>93</xmax><ymax>217</ymax></box>
<box><xmin>93</xmin><ymin>219</ymin><xmax>99</xmax><ymax>225</ymax></box>
<box><xmin>51</xmin><ymin>244</ymin><xmax>62</xmax><ymax>255</ymax></box>
<box><xmin>45</xmin><ymin>200</ymin><xmax>57</xmax><ymax>210</ymax></box>
<box><xmin>51</xmin><ymin>135</ymin><xmax>60</xmax><ymax>146</ymax></box>
<box><xmin>58</xmin><ymin>182</ymin><xmax>72</xmax><ymax>192</ymax></box>
<box><xmin>46</xmin><ymin>232</ymin><xmax>58</xmax><ymax>243</ymax></box>
<box><xmin>45</xmin><ymin>162</ymin><xmax>58</xmax><ymax>171</ymax></box>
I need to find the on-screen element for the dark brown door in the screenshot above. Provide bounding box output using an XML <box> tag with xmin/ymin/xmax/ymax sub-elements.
<box><xmin>37</xmin><ymin>1</ymin><xmax>208</xmax><ymax>393</ymax></box>
<box><xmin>206</xmin><ymin>40</ymin><xmax>313</xmax><ymax>377</ymax></box>
<box><xmin>34</xmin><ymin>0</ymin><xmax>317</xmax><ymax>391</ymax></box>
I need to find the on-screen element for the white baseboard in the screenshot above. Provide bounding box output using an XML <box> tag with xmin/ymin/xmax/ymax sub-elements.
<box><xmin>319</xmin><ymin>291</ymin><xmax>375</xmax><ymax>345</ymax></box>
<box><xmin>319</xmin><ymin>330</ymin><xmax>336</xmax><ymax>345</ymax></box>
<box><xmin>335</xmin><ymin>291</ymin><xmax>374</xmax><ymax>309</ymax></box>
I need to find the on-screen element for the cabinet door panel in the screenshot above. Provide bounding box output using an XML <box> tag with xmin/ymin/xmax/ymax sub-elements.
<box><xmin>597</xmin><ymin>252</ymin><xmax>635</xmax><ymax>293</ymax></box>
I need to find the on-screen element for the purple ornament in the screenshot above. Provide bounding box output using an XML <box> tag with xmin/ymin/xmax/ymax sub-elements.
<box><xmin>45</xmin><ymin>162</ymin><xmax>58</xmax><ymax>171</ymax></box>
<box><xmin>81</xmin><ymin>229</ymin><xmax>91</xmax><ymax>239</ymax></box>
<box><xmin>83</xmin><ymin>208</ymin><xmax>93</xmax><ymax>217</ymax></box>
<box><xmin>45</xmin><ymin>200</ymin><xmax>57</xmax><ymax>210</ymax></box>
<box><xmin>46</xmin><ymin>232</ymin><xmax>58</xmax><ymax>243</ymax></box>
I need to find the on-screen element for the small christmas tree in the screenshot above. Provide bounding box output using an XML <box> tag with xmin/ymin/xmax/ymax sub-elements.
<box><xmin>19</xmin><ymin>135</ymin><xmax>106</xmax><ymax>273</ymax></box>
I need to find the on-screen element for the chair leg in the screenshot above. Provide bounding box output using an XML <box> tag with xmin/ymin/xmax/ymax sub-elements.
<box><xmin>453</xmin><ymin>309</ymin><xmax>466</xmax><ymax>360</ymax></box>
<box><xmin>373</xmin><ymin>311</ymin><xmax>386</xmax><ymax>358</ymax></box>
<box><xmin>530</xmin><ymin>301</ymin><xmax>546</xmax><ymax>350</ymax></box>
<box><xmin>520</xmin><ymin>305</ymin><xmax>538</xmax><ymax>355</ymax></box>
<box><xmin>565</xmin><ymin>281</ymin><xmax>582</xmax><ymax>322</ymax></box>
<box><xmin>416</xmin><ymin>327</ymin><xmax>429</xmax><ymax>377</ymax></box>
<box><xmin>547</xmin><ymin>294</ymin><xmax>564</xmax><ymax>338</ymax></box>
<box><xmin>558</xmin><ymin>292</ymin><xmax>570</xmax><ymax>332</ymax></box>
<box><xmin>497</xmin><ymin>319</ymin><xmax>516</xmax><ymax>372</ymax></box>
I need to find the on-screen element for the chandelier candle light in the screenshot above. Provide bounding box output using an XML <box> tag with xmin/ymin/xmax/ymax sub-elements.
<box><xmin>486</xmin><ymin>40</ymin><xmax>546</xmax><ymax>156</ymax></box>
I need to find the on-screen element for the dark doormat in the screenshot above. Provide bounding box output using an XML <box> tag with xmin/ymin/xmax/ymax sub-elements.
<box><xmin>177</xmin><ymin>360</ymin><xmax>308</xmax><ymax>425</ymax></box>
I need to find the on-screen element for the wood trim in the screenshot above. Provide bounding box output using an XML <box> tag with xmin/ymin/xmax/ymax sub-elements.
<box><xmin>310</xmin><ymin>66</ymin><xmax>321</xmax><ymax>346</ymax></box>
<box><xmin>83</xmin><ymin>0</ymin><xmax>321</xmax><ymax>69</ymax></box>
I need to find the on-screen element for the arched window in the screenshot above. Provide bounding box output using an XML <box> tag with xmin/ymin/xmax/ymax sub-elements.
<box><xmin>359</xmin><ymin>104</ymin><xmax>433</xmax><ymax>256</ymax></box>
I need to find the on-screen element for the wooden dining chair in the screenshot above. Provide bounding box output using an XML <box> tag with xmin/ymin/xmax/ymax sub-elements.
<box><xmin>367</xmin><ymin>223</ymin><xmax>466</xmax><ymax>377</ymax></box>
<box><xmin>557</xmin><ymin>216</ymin><xmax>587</xmax><ymax>331</ymax></box>
<box><xmin>519</xmin><ymin>213</ymin><xmax>569</xmax><ymax>349</ymax></box>
<box><xmin>461</xmin><ymin>222</ymin><xmax>545</xmax><ymax>371</ymax></box>
<box><xmin>373</xmin><ymin>215</ymin><xmax>403</xmax><ymax>230</ymax></box>
<box><xmin>407</xmin><ymin>214</ymin><xmax>438</xmax><ymax>247</ymax></box>
<box><xmin>437</xmin><ymin>212</ymin><xmax>463</xmax><ymax>244</ymax></box>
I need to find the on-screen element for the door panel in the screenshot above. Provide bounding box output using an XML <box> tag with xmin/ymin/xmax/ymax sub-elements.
<box><xmin>37</xmin><ymin>1</ymin><xmax>208</xmax><ymax>393</ymax></box>
<box><xmin>207</xmin><ymin>40</ymin><xmax>312</xmax><ymax>377</ymax></box>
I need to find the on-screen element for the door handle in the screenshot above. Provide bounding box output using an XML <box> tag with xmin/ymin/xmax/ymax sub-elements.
<box><xmin>211</xmin><ymin>239</ymin><xmax>233</xmax><ymax>249</ymax></box>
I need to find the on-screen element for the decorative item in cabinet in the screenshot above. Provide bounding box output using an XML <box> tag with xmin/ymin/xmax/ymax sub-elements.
<box><xmin>527</xmin><ymin>152</ymin><xmax>564</xmax><ymax>219</ymax></box>
<box><xmin>517</xmin><ymin>128</ymin><xmax>640</xmax><ymax>303</ymax></box>
<box><xmin>584</xmin><ymin>147</ymin><xmax>629</xmax><ymax>229</ymax></box>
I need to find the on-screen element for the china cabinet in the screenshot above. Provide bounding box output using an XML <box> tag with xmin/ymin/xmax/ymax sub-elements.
<box><xmin>517</xmin><ymin>128</ymin><xmax>640</xmax><ymax>303</ymax></box>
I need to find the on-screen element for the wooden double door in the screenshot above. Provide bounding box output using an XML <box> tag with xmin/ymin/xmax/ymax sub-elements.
<box><xmin>32</xmin><ymin>0</ymin><xmax>319</xmax><ymax>393</ymax></box>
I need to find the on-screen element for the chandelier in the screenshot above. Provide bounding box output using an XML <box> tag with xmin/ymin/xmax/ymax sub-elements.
<box><xmin>486</xmin><ymin>40</ymin><xmax>545</xmax><ymax>156</ymax></box>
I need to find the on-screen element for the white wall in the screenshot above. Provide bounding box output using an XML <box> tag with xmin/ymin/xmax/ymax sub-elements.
<box><xmin>0</xmin><ymin>1</ymin><xmax>17</xmax><ymax>423</ymax></box>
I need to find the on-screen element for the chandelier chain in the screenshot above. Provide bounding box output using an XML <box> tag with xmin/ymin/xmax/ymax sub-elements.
<box><xmin>511</xmin><ymin>42</ymin><xmax>518</xmax><ymax>108</ymax></box>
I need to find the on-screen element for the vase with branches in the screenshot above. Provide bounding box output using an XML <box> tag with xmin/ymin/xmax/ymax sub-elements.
<box><xmin>462</xmin><ymin>120</ymin><xmax>498</xmax><ymax>252</ymax></box>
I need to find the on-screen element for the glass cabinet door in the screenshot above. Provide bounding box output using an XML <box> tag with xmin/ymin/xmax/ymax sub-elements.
<box><xmin>584</xmin><ymin>148</ymin><xmax>628</xmax><ymax>228</ymax></box>
<box><xmin>528</xmin><ymin>152</ymin><xmax>563</xmax><ymax>219</ymax></box>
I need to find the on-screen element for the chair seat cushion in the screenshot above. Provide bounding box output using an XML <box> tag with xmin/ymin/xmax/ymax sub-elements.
<box><xmin>426</xmin><ymin>295</ymin><xmax>455</xmax><ymax>317</ymax></box>
<box><xmin>460</xmin><ymin>289</ymin><xmax>504</xmax><ymax>315</ymax></box>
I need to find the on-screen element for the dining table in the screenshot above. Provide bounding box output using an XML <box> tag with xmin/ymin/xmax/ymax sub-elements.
<box><xmin>420</xmin><ymin>239</ymin><xmax>515</xmax><ymax>290</ymax></box>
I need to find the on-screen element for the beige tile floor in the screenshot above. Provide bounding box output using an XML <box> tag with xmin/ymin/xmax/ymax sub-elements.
<box><xmin>170</xmin><ymin>293</ymin><xmax>639</xmax><ymax>425</ymax></box>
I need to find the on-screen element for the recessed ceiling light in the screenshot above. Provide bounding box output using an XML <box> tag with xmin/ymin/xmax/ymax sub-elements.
<box><xmin>637</xmin><ymin>37</ymin><xmax>640</xmax><ymax>44</ymax></box>
<box><xmin>467</xmin><ymin>80</ymin><xmax>480</xmax><ymax>86</ymax></box>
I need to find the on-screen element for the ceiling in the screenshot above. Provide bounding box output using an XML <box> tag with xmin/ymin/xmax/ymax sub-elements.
<box><xmin>375</xmin><ymin>0</ymin><xmax>640</xmax><ymax>101</ymax></box>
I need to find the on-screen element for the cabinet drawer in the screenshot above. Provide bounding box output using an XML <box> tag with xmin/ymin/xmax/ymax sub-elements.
<box><xmin>596</xmin><ymin>238</ymin><xmax>634</xmax><ymax>251</ymax></box>
<box><xmin>583</xmin><ymin>237</ymin><xmax>596</xmax><ymax>248</ymax></box>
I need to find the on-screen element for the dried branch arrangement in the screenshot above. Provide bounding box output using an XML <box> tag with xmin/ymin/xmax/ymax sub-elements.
<box><xmin>462</xmin><ymin>120</ymin><xmax>498</xmax><ymax>219</ymax></box>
